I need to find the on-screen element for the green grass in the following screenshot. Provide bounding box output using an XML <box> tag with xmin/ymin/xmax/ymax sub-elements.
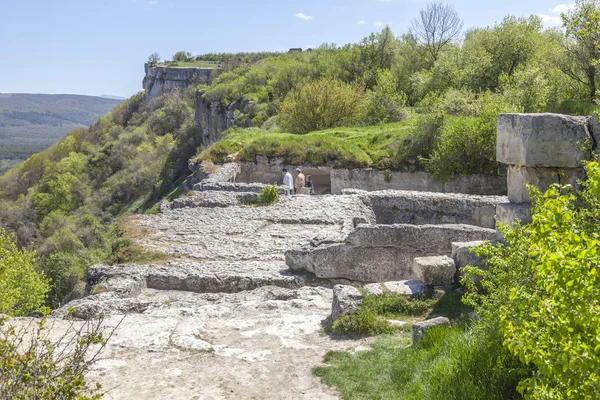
<box><xmin>198</xmin><ymin>120</ymin><xmax>415</xmax><ymax>169</ymax></box>
<box><xmin>329</xmin><ymin>288</ymin><xmax>471</xmax><ymax>336</ymax></box>
<box><xmin>314</xmin><ymin>325</ymin><xmax>529</xmax><ymax>400</ymax></box>
<box><xmin>160</xmin><ymin>61</ymin><xmax>223</xmax><ymax>69</ymax></box>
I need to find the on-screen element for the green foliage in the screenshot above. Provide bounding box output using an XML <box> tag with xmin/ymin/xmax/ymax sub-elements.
<box><xmin>463</xmin><ymin>161</ymin><xmax>600</xmax><ymax>399</ymax></box>
<box><xmin>0</xmin><ymin>229</ymin><xmax>49</xmax><ymax>316</ymax></box>
<box><xmin>364</xmin><ymin>69</ymin><xmax>407</xmax><ymax>125</ymax></box>
<box><xmin>278</xmin><ymin>79</ymin><xmax>366</xmax><ymax>134</ymax></box>
<box><xmin>329</xmin><ymin>290</ymin><xmax>470</xmax><ymax>336</ymax></box>
<box><xmin>255</xmin><ymin>185</ymin><xmax>279</xmax><ymax>206</ymax></box>
<box><xmin>315</xmin><ymin>326</ymin><xmax>528</xmax><ymax>400</ymax></box>
<box><xmin>199</xmin><ymin>122</ymin><xmax>415</xmax><ymax>170</ymax></box>
<box><xmin>0</xmin><ymin>313</ymin><xmax>111</xmax><ymax>399</ymax></box>
<box><xmin>422</xmin><ymin>94</ymin><xmax>517</xmax><ymax>182</ymax></box>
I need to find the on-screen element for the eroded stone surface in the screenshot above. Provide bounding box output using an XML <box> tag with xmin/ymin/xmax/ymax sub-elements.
<box><xmin>496</xmin><ymin>202</ymin><xmax>532</xmax><ymax>227</ymax></box>
<box><xmin>286</xmin><ymin>224</ymin><xmax>497</xmax><ymax>282</ymax></box>
<box><xmin>412</xmin><ymin>256</ymin><xmax>456</xmax><ymax>286</ymax></box>
<box><xmin>363</xmin><ymin>190</ymin><xmax>506</xmax><ymax>229</ymax></box>
<box><xmin>507</xmin><ymin>165</ymin><xmax>585</xmax><ymax>204</ymax></box>
<box><xmin>451</xmin><ymin>241</ymin><xmax>488</xmax><ymax>281</ymax></box>
<box><xmin>497</xmin><ymin>113</ymin><xmax>593</xmax><ymax>168</ymax></box>
<box><xmin>24</xmin><ymin>286</ymin><xmax>366</xmax><ymax>400</ymax></box>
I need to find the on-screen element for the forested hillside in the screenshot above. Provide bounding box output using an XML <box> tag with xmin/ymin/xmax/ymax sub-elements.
<box><xmin>1</xmin><ymin>1</ymin><xmax>600</xmax><ymax>318</ymax></box>
<box><xmin>0</xmin><ymin>94</ymin><xmax>122</xmax><ymax>174</ymax></box>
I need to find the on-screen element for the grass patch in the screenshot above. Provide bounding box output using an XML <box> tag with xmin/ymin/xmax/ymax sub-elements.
<box><xmin>329</xmin><ymin>288</ymin><xmax>471</xmax><ymax>336</ymax></box>
<box><xmin>314</xmin><ymin>325</ymin><xmax>529</xmax><ymax>400</ymax></box>
<box><xmin>197</xmin><ymin>120</ymin><xmax>415</xmax><ymax>170</ymax></box>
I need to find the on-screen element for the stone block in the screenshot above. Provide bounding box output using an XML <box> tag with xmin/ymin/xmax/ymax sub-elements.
<box><xmin>507</xmin><ymin>165</ymin><xmax>586</xmax><ymax>204</ymax></box>
<box><xmin>286</xmin><ymin>224</ymin><xmax>497</xmax><ymax>282</ymax></box>
<box><xmin>496</xmin><ymin>202</ymin><xmax>531</xmax><ymax>227</ymax></box>
<box><xmin>451</xmin><ymin>241</ymin><xmax>488</xmax><ymax>282</ymax></box>
<box><xmin>497</xmin><ymin>113</ymin><xmax>593</xmax><ymax>168</ymax></box>
<box><xmin>412</xmin><ymin>256</ymin><xmax>456</xmax><ymax>286</ymax></box>
<box><xmin>412</xmin><ymin>317</ymin><xmax>450</xmax><ymax>345</ymax></box>
<box><xmin>331</xmin><ymin>285</ymin><xmax>362</xmax><ymax>321</ymax></box>
<box><xmin>363</xmin><ymin>280</ymin><xmax>427</xmax><ymax>299</ymax></box>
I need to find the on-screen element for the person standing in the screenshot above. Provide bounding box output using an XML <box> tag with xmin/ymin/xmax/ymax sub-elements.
<box><xmin>295</xmin><ymin>168</ymin><xmax>305</xmax><ymax>195</ymax></box>
<box><xmin>305</xmin><ymin>175</ymin><xmax>314</xmax><ymax>195</ymax></box>
<box><xmin>282</xmin><ymin>168</ymin><xmax>293</xmax><ymax>196</ymax></box>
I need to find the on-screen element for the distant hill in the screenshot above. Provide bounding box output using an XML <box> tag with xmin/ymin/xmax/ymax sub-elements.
<box><xmin>0</xmin><ymin>93</ymin><xmax>123</xmax><ymax>174</ymax></box>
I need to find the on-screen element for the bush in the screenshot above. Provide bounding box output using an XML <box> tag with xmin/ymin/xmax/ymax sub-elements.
<box><xmin>255</xmin><ymin>185</ymin><xmax>279</xmax><ymax>206</ymax></box>
<box><xmin>463</xmin><ymin>161</ymin><xmax>600</xmax><ymax>399</ymax></box>
<box><xmin>0</xmin><ymin>229</ymin><xmax>49</xmax><ymax>316</ymax></box>
<box><xmin>278</xmin><ymin>79</ymin><xmax>366</xmax><ymax>134</ymax></box>
<box><xmin>364</xmin><ymin>70</ymin><xmax>407</xmax><ymax>125</ymax></box>
<box><xmin>0</xmin><ymin>313</ymin><xmax>112</xmax><ymax>399</ymax></box>
<box><xmin>422</xmin><ymin>95</ymin><xmax>514</xmax><ymax>182</ymax></box>
<box><xmin>396</xmin><ymin>112</ymin><xmax>444</xmax><ymax>168</ymax></box>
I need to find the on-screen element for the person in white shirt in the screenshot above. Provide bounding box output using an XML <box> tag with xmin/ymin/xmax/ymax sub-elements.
<box><xmin>282</xmin><ymin>168</ymin><xmax>293</xmax><ymax>196</ymax></box>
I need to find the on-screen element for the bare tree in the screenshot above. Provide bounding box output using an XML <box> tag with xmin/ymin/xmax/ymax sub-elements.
<box><xmin>147</xmin><ymin>52</ymin><xmax>160</xmax><ymax>66</ymax></box>
<box><xmin>410</xmin><ymin>2</ymin><xmax>463</xmax><ymax>62</ymax></box>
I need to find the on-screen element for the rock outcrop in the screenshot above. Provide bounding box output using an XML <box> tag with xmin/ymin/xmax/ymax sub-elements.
<box><xmin>286</xmin><ymin>224</ymin><xmax>497</xmax><ymax>282</ymax></box>
<box><xmin>143</xmin><ymin>65</ymin><xmax>217</xmax><ymax>102</ymax></box>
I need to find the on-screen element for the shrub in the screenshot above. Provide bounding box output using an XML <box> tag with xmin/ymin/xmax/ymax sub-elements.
<box><xmin>278</xmin><ymin>79</ymin><xmax>366</xmax><ymax>134</ymax></box>
<box><xmin>0</xmin><ymin>312</ymin><xmax>112</xmax><ymax>399</ymax></box>
<box><xmin>422</xmin><ymin>95</ymin><xmax>514</xmax><ymax>182</ymax></box>
<box><xmin>255</xmin><ymin>185</ymin><xmax>279</xmax><ymax>206</ymax></box>
<box><xmin>364</xmin><ymin>70</ymin><xmax>407</xmax><ymax>125</ymax></box>
<box><xmin>463</xmin><ymin>161</ymin><xmax>600</xmax><ymax>399</ymax></box>
<box><xmin>396</xmin><ymin>112</ymin><xmax>444</xmax><ymax>169</ymax></box>
<box><xmin>0</xmin><ymin>229</ymin><xmax>49</xmax><ymax>316</ymax></box>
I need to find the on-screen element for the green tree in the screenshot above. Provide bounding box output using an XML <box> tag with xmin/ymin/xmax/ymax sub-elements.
<box><xmin>172</xmin><ymin>51</ymin><xmax>192</xmax><ymax>62</ymax></box>
<box><xmin>0</xmin><ymin>229</ymin><xmax>49</xmax><ymax>316</ymax></box>
<box><xmin>278</xmin><ymin>79</ymin><xmax>366</xmax><ymax>134</ymax></box>
<box><xmin>464</xmin><ymin>161</ymin><xmax>600</xmax><ymax>399</ymax></box>
<box><xmin>561</xmin><ymin>0</ymin><xmax>600</xmax><ymax>102</ymax></box>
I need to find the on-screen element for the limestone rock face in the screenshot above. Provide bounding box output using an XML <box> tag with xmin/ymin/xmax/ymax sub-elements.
<box><xmin>451</xmin><ymin>241</ymin><xmax>488</xmax><ymax>282</ymax></box>
<box><xmin>363</xmin><ymin>190</ymin><xmax>506</xmax><ymax>229</ymax></box>
<box><xmin>412</xmin><ymin>256</ymin><xmax>456</xmax><ymax>285</ymax></box>
<box><xmin>143</xmin><ymin>65</ymin><xmax>216</xmax><ymax>102</ymax></box>
<box><xmin>507</xmin><ymin>165</ymin><xmax>585</xmax><ymax>204</ymax></box>
<box><xmin>286</xmin><ymin>224</ymin><xmax>496</xmax><ymax>282</ymax></box>
<box><xmin>496</xmin><ymin>202</ymin><xmax>532</xmax><ymax>227</ymax></box>
<box><xmin>412</xmin><ymin>317</ymin><xmax>451</xmax><ymax>344</ymax></box>
<box><xmin>363</xmin><ymin>280</ymin><xmax>427</xmax><ymax>298</ymax></box>
<box><xmin>331</xmin><ymin>285</ymin><xmax>363</xmax><ymax>321</ymax></box>
<box><xmin>497</xmin><ymin>113</ymin><xmax>593</xmax><ymax>168</ymax></box>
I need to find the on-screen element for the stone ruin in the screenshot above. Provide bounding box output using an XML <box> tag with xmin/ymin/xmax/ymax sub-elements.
<box><xmin>8</xmin><ymin>113</ymin><xmax>598</xmax><ymax>399</ymax></box>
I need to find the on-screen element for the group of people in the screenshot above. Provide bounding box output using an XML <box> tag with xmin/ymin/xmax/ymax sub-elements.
<box><xmin>282</xmin><ymin>167</ymin><xmax>314</xmax><ymax>196</ymax></box>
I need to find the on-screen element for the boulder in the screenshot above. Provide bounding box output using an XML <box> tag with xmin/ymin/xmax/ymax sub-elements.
<box><xmin>412</xmin><ymin>256</ymin><xmax>456</xmax><ymax>285</ymax></box>
<box><xmin>497</xmin><ymin>113</ymin><xmax>593</xmax><ymax>168</ymax></box>
<box><xmin>451</xmin><ymin>241</ymin><xmax>487</xmax><ymax>282</ymax></box>
<box><xmin>412</xmin><ymin>317</ymin><xmax>450</xmax><ymax>345</ymax></box>
<box><xmin>496</xmin><ymin>202</ymin><xmax>531</xmax><ymax>227</ymax></box>
<box><xmin>507</xmin><ymin>165</ymin><xmax>585</xmax><ymax>204</ymax></box>
<box><xmin>363</xmin><ymin>280</ymin><xmax>427</xmax><ymax>299</ymax></box>
<box><xmin>331</xmin><ymin>285</ymin><xmax>363</xmax><ymax>321</ymax></box>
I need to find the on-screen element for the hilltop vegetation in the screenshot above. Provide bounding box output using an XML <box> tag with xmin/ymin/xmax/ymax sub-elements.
<box><xmin>0</xmin><ymin>94</ymin><xmax>122</xmax><ymax>174</ymax></box>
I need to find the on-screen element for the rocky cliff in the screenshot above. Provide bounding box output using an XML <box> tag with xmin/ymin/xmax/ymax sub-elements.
<box><xmin>142</xmin><ymin>64</ymin><xmax>218</xmax><ymax>102</ymax></box>
<box><xmin>194</xmin><ymin>91</ymin><xmax>254</xmax><ymax>146</ymax></box>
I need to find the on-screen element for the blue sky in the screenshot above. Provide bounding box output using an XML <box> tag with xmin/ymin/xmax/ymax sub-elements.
<box><xmin>0</xmin><ymin>0</ymin><xmax>573</xmax><ymax>98</ymax></box>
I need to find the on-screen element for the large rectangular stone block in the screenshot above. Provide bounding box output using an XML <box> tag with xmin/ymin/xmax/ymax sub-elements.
<box><xmin>507</xmin><ymin>165</ymin><xmax>585</xmax><ymax>204</ymax></box>
<box><xmin>496</xmin><ymin>202</ymin><xmax>531</xmax><ymax>227</ymax></box>
<box><xmin>497</xmin><ymin>113</ymin><xmax>593</xmax><ymax>168</ymax></box>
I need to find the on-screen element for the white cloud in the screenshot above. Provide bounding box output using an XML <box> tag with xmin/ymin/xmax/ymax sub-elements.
<box><xmin>296</xmin><ymin>12</ymin><xmax>313</xmax><ymax>21</ymax></box>
<box><xmin>540</xmin><ymin>14</ymin><xmax>563</xmax><ymax>27</ymax></box>
<box><xmin>374</xmin><ymin>21</ymin><xmax>385</xmax><ymax>27</ymax></box>
<box><xmin>551</xmin><ymin>4</ymin><xmax>575</xmax><ymax>13</ymax></box>
<box><xmin>357</xmin><ymin>20</ymin><xmax>366</xmax><ymax>25</ymax></box>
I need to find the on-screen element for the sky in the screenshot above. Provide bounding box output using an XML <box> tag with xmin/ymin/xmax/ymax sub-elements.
<box><xmin>0</xmin><ymin>0</ymin><xmax>575</xmax><ymax>98</ymax></box>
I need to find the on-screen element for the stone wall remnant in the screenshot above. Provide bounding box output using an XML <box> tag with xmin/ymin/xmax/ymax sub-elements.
<box><xmin>496</xmin><ymin>113</ymin><xmax>599</xmax><ymax>226</ymax></box>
